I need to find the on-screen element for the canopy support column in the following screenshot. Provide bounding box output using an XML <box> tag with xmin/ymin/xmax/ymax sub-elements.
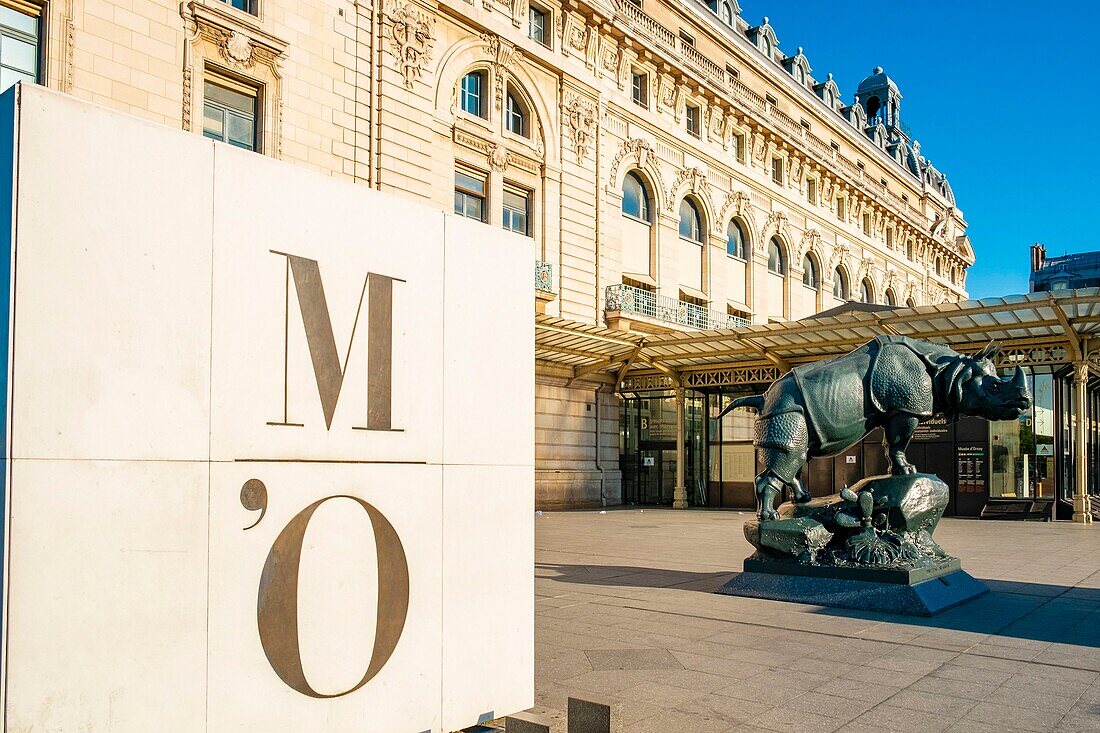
<box><xmin>1073</xmin><ymin>360</ymin><xmax>1093</xmax><ymax>524</ymax></box>
<box><xmin>673</xmin><ymin>386</ymin><xmax>688</xmax><ymax>509</ymax></box>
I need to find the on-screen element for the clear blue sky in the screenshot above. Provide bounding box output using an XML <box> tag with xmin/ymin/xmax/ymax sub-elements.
<box><xmin>738</xmin><ymin>1</ymin><xmax>1099</xmax><ymax>299</ymax></box>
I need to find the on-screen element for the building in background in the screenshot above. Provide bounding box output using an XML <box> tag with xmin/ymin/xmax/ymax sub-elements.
<box><xmin>6</xmin><ymin>0</ymin><xmax>972</xmax><ymax>508</ymax></box>
<box><xmin>1031</xmin><ymin>243</ymin><xmax>1100</xmax><ymax>292</ymax></box>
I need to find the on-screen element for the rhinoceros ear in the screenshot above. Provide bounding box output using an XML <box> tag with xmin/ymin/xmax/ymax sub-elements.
<box><xmin>974</xmin><ymin>341</ymin><xmax>1000</xmax><ymax>362</ymax></box>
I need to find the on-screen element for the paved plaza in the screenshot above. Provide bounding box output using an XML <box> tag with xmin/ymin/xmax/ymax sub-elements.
<box><xmin>529</xmin><ymin>509</ymin><xmax>1100</xmax><ymax>732</ymax></box>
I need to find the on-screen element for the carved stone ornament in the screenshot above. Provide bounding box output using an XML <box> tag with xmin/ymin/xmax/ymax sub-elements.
<box><xmin>488</xmin><ymin>144</ymin><xmax>510</xmax><ymax>172</ymax></box>
<box><xmin>564</xmin><ymin>96</ymin><xmax>597</xmax><ymax>162</ymax></box>
<box><xmin>386</xmin><ymin>0</ymin><xmax>436</xmax><ymax>90</ymax></box>
<box><xmin>798</xmin><ymin>228</ymin><xmax>821</xmax><ymax>260</ymax></box>
<box><xmin>608</xmin><ymin>138</ymin><xmax>653</xmax><ymax>183</ymax></box>
<box><xmin>510</xmin><ymin>0</ymin><xmax>528</xmax><ymax>28</ymax></box>
<box><xmin>829</xmin><ymin>243</ymin><xmax>849</xmax><ymax>270</ymax></box>
<box><xmin>665</xmin><ymin>167</ymin><xmax>709</xmax><ymax>212</ymax></box>
<box><xmin>224</xmin><ymin>31</ymin><xmax>253</xmax><ymax>66</ymax></box>
<box><xmin>721</xmin><ymin>190</ymin><xmax>750</xmax><ymax>224</ymax></box>
<box><xmin>760</xmin><ymin>211</ymin><xmax>789</xmax><ymax>248</ymax></box>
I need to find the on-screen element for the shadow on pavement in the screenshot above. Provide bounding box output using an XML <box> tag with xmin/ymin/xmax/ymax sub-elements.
<box><xmin>538</xmin><ymin>562</ymin><xmax>1100</xmax><ymax>649</ymax></box>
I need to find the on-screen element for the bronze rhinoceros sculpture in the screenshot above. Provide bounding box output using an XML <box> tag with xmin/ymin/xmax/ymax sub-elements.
<box><xmin>720</xmin><ymin>336</ymin><xmax>1031</xmax><ymax>520</ymax></box>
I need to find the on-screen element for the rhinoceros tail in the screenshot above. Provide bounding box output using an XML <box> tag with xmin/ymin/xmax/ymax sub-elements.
<box><xmin>716</xmin><ymin>395</ymin><xmax>765</xmax><ymax>418</ymax></box>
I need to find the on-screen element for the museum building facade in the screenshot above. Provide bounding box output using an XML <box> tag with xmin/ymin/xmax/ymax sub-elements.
<box><xmin>3</xmin><ymin>0</ymin><xmax>973</xmax><ymax>508</ymax></box>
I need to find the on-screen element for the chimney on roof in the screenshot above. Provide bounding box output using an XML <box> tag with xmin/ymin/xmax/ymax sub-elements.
<box><xmin>1030</xmin><ymin>243</ymin><xmax>1045</xmax><ymax>272</ymax></box>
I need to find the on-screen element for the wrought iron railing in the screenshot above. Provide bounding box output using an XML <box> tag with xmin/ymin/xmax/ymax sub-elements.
<box><xmin>535</xmin><ymin>260</ymin><xmax>554</xmax><ymax>293</ymax></box>
<box><xmin>605</xmin><ymin>283</ymin><xmax>749</xmax><ymax>330</ymax></box>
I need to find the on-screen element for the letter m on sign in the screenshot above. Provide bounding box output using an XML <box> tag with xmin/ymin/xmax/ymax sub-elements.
<box><xmin>273</xmin><ymin>251</ymin><xmax>401</xmax><ymax>431</ymax></box>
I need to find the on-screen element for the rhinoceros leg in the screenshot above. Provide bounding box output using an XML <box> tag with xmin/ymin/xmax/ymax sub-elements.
<box><xmin>883</xmin><ymin>413</ymin><xmax>919</xmax><ymax>475</ymax></box>
<box><xmin>790</xmin><ymin>467</ymin><xmax>812</xmax><ymax>504</ymax></box>
<box><xmin>754</xmin><ymin>412</ymin><xmax>810</xmax><ymax>520</ymax></box>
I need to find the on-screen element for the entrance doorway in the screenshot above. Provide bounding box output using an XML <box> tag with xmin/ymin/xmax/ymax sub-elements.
<box><xmin>634</xmin><ymin>444</ymin><xmax>688</xmax><ymax>505</ymax></box>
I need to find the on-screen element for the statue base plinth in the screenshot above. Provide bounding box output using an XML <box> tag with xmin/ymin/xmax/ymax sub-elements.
<box><xmin>741</xmin><ymin>555</ymin><xmax>960</xmax><ymax>585</ymax></box>
<box><xmin>716</xmin><ymin>566</ymin><xmax>987</xmax><ymax>617</ymax></box>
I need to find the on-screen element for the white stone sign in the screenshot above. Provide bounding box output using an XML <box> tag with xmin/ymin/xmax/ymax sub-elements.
<box><xmin>0</xmin><ymin>85</ymin><xmax>534</xmax><ymax>732</ymax></box>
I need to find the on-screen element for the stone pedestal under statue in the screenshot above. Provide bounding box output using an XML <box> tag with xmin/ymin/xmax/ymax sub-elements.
<box><xmin>716</xmin><ymin>473</ymin><xmax>988</xmax><ymax>616</ymax></box>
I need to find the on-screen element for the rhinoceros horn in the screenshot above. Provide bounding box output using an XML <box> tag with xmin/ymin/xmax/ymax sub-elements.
<box><xmin>1012</xmin><ymin>365</ymin><xmax>1026</xmax><ymax>389</ymax></box>
<box><xmin>974</xmin><ymin>341</ymin><xmax>1001</xmax><ymax>362</ymax></box>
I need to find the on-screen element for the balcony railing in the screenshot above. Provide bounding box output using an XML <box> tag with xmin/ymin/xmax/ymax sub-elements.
<box><xmin>612</xmin><ymin>0</ymin><xmax>676</xmax><ymax>49</ymax></box>
<box><xmin>605</xmin><ymin>283</ymin><xmax>750</xmax><ymax>330</ymax></box>
<box><xmin>535</xmin><ymin>260</ymin><xmax>554</xmax><ymax>293</ymax></box>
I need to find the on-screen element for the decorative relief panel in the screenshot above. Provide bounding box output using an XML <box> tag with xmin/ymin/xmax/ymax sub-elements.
<box><xmin>564</xmin><ymin>95</ymin><xmax>597</xmax><ymax>162</ymax></box>
<box><xmin>386</xmin><ymin>0</ymin><xmax>436</xmax><ymax>90</ymax></box>
<box><xmin>454</xmin><ymin>128</ymin><xmax>540</xmax><ymax>176</ymax></box>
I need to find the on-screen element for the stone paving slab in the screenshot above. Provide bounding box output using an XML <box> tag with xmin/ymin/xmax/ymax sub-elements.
<box><xmin>524</xmin><ymin>508</ymin><xmax>1100</xmax><ymax>732</ymax></box>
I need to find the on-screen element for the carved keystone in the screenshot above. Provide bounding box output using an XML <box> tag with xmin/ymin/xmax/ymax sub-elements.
<box><xmin>568</xmin><ymin>695</ymin><xmax>622</xmax><ymax>733</ymax></box>
<box><xmin>506</xmin><ymin>711</ymin><xmax>553</xmax><ymax>733</ymax></box>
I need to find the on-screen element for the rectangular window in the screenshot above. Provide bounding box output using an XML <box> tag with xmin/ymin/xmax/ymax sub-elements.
<box><xmin>732</xmin><ymin>133</ymin><xmax>743</xmax><ymax>162</ymax></box>
<box><xmin>830</xmin><ymin>141</ymin><xmax>840</xmax><ymax>154</ymax></box>
<box><xmin>461</xmin><ymin>71</ymin><xmax>485</xmax><ymax>118</ymax></box>
<box><xmin>203</xmin><ymin>77</ymin><xmax>259</xmax><ymax>151</ymax></box>
<box><xmin>685</xmin><ymin>104</ymin><xmax>700</xmax><ymax>137</ymax></box>
<box><xmin>807</xmin><ymin>178</ymin><xmax>817</xmax><ymax>205</ymax></box>
<box><xmin>678</xmin><ymin>30</ymin><xmax>695</xmax><ymax>47</ymax></box>
<box><xmin>837</xmin><ymin>197</ymin><xmax>846</xmax><ymax>221</ymax></box>
<box><xmin>725</xmin><ymin>64</ymin><xmax>739</xmax><ymax>82</ymax></box>
<box><xmin>626</xmin><ymin>0</ymin><xmax>641</xmax><ymax>7</ymax></box>
<box><xmin>631</xmin><ymin>70</ymin><xmax>647</xmax><ymax>107</ymax></box>
<box><xmin>765</xmin><ymin>93</ymin><xmax>778</xmax><ymax>107</ymax></box>
<box><xmin>862</xmin><ymin>212</ymin><xmax>872</xmax><ymax>235</ymax></box>
<box><xmin>454</xmin><ymin>166</ymin><xmax>487</xmax><ymax>222</ymax></box>
<box><xmin>502</xmin><ymin>184</ymin><xmax>530</xmax><ymax>236</ymax></box>
<box><xmin>800</xmin><ymin>119</ymin><xmax>811</xmax><ymax>132</ymax></box>
<box><xmin>218</xmin><ymin>0</ymin><xmax>254</xmax><ymax>13</ymax></box>
<box><xmin>771</xmin><ymin>156</ymin><xmax>783</xmax><ymax>185</ymax></box>
<box><xmin>857</xmin><ymin>161</ymin><xmax>865</xmax><ymax>171</ymax></box>
<box><xmin>880</xmin><ymin>177</ymin><xmax>888</xmax><ymax>189</ymax></box>
<box><xmin>886</xmin><ymin>228</ymin><xmax>894</xmax><ymax>248</ymax></box>
<box><xmin>528</xmin><ymin>4</ymin><xmax>548</xmax><ymax>47</ymax></box>
<box><xmin>0</xmin><ymin>5</ymin><xmax>40</xmax><ymax>93</ymax></box>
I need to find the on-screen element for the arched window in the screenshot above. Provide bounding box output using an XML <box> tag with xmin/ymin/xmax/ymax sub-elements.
<box><xmin>621</xmin><ymin>172</ymin><xmax>651</xmax><ymax>223</ymax></box>
<box><xmin>726</xmin><ymin>220</ymin><xmax>746</xmax><ymax>258</ymax></box>
<box><xmin>719</xmin><ymin>0</ymin><xmax>733</xmax><ymax>24</ymax></box>
<box><xmin>866</xmin><ymin>95</ymin><xmax>881</xmax><ymax>120</ymax></box>
<box><xmin>767</xmin><ymin>238</ymin><xmax>785</xmax><ymax>275</ymax></box>
<box><xmin>833</xmin><ymin>268</ymin><xmax>848</xmax><ymax>299</ymax></box>
<box><xmin>861</xmin><ymin>279</ymin><xmax>874</xmax><ymax>304</ymax></box>
<box><xmin>906</xmin><ymin>297</ymin><xmax>916</xmax><ymax>307</ymax></box>
<box><xmin>884</xmin><ymin>288</ymin><xmax>897</xmax><ymax>306</ymax></box>
<box><xmin>935</xmin><ymin>259</ymin><xmax>942</xmax><ymax>276</ymax></box>
<box><xmin>505</xmin><ymin>89</ymin><xmax>528</xmax><ymax>137</ymax></box>
<box><xmin>679</xmin><ymin>198</ymin><xmax>703</xmax><ymax>243</ymax></box>
<box><xmin>460</xmin><ymin>71</ymin><xmax>487</xmax><ymax>118</ymax></box>
<box><xmin>802</xmin><ymin>255</ymin><xmax>818</xmax><ymax>288</ymax></box>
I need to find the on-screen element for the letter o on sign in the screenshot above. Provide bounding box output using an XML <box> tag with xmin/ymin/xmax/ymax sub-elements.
<box><xmin>257</xmin><ymin>495</ymin><xmax>410</xmax><ymax>698</ymax></box>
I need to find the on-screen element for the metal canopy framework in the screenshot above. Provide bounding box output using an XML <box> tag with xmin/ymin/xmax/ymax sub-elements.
<box><xmin>536</xmin><ymin>289</ymin><xmax>1100</xmax><ymax>391</ymax></box>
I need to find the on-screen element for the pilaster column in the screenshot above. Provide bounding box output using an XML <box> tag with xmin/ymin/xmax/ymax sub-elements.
<box><xmin>673</xmin><ymin>386</ymin><xmax>688</xmax><ymax>509</ymax></box>
<box><xmin>1073</xmin><ymin>360</ymin><xmax>1093</xmax><ymax>524</ymax></box>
